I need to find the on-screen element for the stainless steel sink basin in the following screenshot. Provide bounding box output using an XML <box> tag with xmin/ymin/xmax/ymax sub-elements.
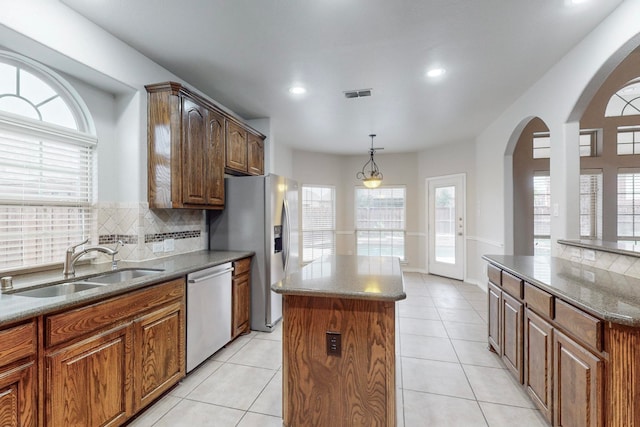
<box><xmin>86</xmin><ymin>268</ymin><xmax>164</xmax><ymax>284</ymax></box>
<box><xmin>12</xmin><ymin>282</ymin><xmax>106</xmax><ymax>298</ymax></box>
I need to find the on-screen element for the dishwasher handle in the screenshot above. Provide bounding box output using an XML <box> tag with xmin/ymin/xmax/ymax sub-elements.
<box><xmin>188</xmin><ymin>267</ymin><xmax>234</xmax><ymax>284</ymax></box>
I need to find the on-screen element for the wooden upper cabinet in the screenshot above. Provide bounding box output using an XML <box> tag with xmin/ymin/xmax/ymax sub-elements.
<box><xmin>247</xmin><ymin>132</ymin><xmax>264</xmax><ymax>176</ymax></box>
<box><xmin>207</xmin><ymin>110</ymin><xmax>225</xmax><ymax>206</ymax></box>
<box><xmin>225</xmin><ymin>121</ymin><xmax>248</xmax><ymax>174</ymax></box>
<box><xmin>181</xmin><ymin>97</ymin><xmax>209</xmax><ymax>205</ymax></box>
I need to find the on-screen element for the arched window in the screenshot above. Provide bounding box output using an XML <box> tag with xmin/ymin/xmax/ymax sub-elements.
<box><xmin>0</xmin><ymin>50</ymin><xmax>97</xmax><ymax>271</ymax></box>
<box><xmin>605</xmin><ymin>79</ymin><xmax>640</xmax><ymax>117</ymax></box>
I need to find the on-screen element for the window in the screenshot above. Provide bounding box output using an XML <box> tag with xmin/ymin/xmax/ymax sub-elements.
<box><xmin>533</xmin><ymin>174</ymin><xmax>551</xmax><ymax>256</ymax></box>
<box><xmin>617</xmin><ymin>171</ymin><xmax>640</xmax><ymax>242</ymax></box>
<box><xmin>533</xmin><ymin>131</ymin><xmax>596</xmax><ymax>159</ymax></box>
<box><xmin>301</xmin><ymin>185</ymin><xmax>335</xmax><ymax>263</ymax></box>
<box><xmin>355</xmin><ymin>186</ymin><xmax>405</xmax><ymax>259</ymax></box>
<box><xmin>0</xmin><ymin>51</ymin><xmax>96</xmax><ymax>271</ymax></box>
<box><xmin>580</xmin><ymin>171</ymin><xmax>602</xmax><ymax>239</ymax></box>
<box><xmin>617</xmin><ymin>126</ymin><xmax>640</xmax><ymax>155</ymax></box>
<box><xmin>605</xmin><ymin>79</ymin><xmax>640</xmax><ymax>117</ymax></box>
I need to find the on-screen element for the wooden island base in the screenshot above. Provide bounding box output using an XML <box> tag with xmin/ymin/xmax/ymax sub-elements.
<box><xmin>282</xmin><ymin>295</ymin><xmax>396</xmax><ymax>427</ymax></box>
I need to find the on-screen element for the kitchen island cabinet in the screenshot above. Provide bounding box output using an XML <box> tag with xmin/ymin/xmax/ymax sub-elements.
<box><xmin>231</xmin><ymin>257</ymin><xmax>251</xmax><ymax>339</ymax></box>
<box><xmin>483</xmin><ymin>255</ymin><xmax>640</xmax><ymax>427</ymax></box>
<box><xmin>272</xmin><ymin>255</ymin><xmax>405</xmax><ymax>427</ymax></box>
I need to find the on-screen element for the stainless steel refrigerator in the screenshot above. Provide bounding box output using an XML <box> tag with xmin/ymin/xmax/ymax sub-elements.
<box><xmin>208</xmin><ymin>174</ymin><xmax>299</xmax><ymax>332</ymax></box>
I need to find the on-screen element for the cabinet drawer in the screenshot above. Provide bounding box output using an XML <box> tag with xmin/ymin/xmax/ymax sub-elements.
<box><xmin>0</xmin><ymin>321</ymin><xmax>36</xmax><ymax>366</ymax></box>
<box><xmin>234</xmin><ymin>257</ymin><xmax>251</xmax><ymax>276</ymax></box>
<box><xmin>45</xmin><ymin>278</ymin><xmax>185</xmax><ymax>347</ymax></box>
<box><xmin>502</xmin><ymin>271</ymin><xmax>523</xmax><ymax>299</ymax></box>
<box><xmin>554</xmin><ymin>299</ymin><xmax>602</xmax><ymax>352</ymax></box>
<box><xmin>488</xmin><ymin>264</ymin><xmax>501</xmax><ymax>286</ymax></box>
<box><xmin>524</xmin><ymin>283</ymin><xmax>554</xmax><ymax>318</ymax></box>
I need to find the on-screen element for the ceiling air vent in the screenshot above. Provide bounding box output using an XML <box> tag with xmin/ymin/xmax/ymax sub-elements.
<box><xmin>344</xmin><ymin>88</ymin><xmax>372</xmax><ymax>99</ymax></box>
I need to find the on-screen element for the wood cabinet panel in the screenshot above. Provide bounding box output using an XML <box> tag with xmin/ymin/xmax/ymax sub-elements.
<box><xmin>247</xmin><ymin>132</ymin><xmax>264</xmax><ymax>175</ymax></box>
<box><xmin>554</xmin><ymin>330</ymin><xmax>603</xmax><ymax>427</ymax></box>
<box><xmin>0</xmin><ymin>362</ymin><xmax>36</xmax><ymax>427</ymax></box>
<box><xmin>554</xmin><ymin>299</ymin><xmax>602</xmax><ymax>352</ymax></box>
<box><xmin>45</xmin><ymin>325</ymin><xmax>132</xmax><ymax>427</ymax></box>
<box><xmin>283</xmin><ymin>295</ymin><xmax>395</xmax><ymax>427</ymax></box>
<box><xmin>232</xmin><ymin>257</ymin><xmax>251</xmax><ymax>338</ymax></box>
<box><xmin>181</xmin><ymin>97</ymin><xmax>208</xmax><ymax>205</ymax></box>
<box><xmin>524</xmin><ymin>282</ymin><xmax>554</xmax><ymax>319</ymax></box>
<box><xmin>525</xmin><ymin>308</ymin><xmax>553</xmax><ymax>423</ymax></box>
<box><xmin>206</xmin><ymin>110</ymin><xmax>225</xmax><ymax>206</ymax></box>
<box><xmin>487</xmin><ymin>263</ymin><xmax>501</xmax><ymax>286</ymax></box>
<box><xmin>45</xmin><ymin>279</ymin><xmax>184</xmax><ymax>347</ymax></box>
<box><xmin>0</xmin><ymin>321</ymin><xmax>36</xmax><ymax>369</ymax></box>
<box><xmin>133</xmin><ymin>301</ymin><xmax>185</xmax><ymax>411</ymax></box>
<box><xmin>488</xmin><ymin>281</ymin><xmax>501</xmax><ymax>354</ymax></box>
<box><xmin>502</xmin><ymin>291</ymin><xmax>524</xmax><ymax>383</ymax></box>
<box><xmin>502</xmin><ymin>271</ymin><xmax>523</xmax><ymax>299</ymax></box>
<box><xmin>226</xmin><ymin>121</ymin><xmax>248</xmax><ymax>174</ymax></box>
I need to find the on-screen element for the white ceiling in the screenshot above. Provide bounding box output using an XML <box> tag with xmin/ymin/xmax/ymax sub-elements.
<box><xmin>61</xmin><ymin>0</ymin><xmax>623</xmax><ymax>154</ymax></box>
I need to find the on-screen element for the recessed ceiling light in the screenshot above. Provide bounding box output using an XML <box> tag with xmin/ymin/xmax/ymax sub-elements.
<box><xmin>426</xmin><ymin>68</ymin><xmax>446</xmax><ymax>78</ymax></box>
<box><xmin>568</xmin><ymin>0</ymin><xmax>588</xmax><ymax>4</ymax></box>
<box><xmin>289</xmin><ymin>86</ymin><xmax>307</xmax><ymax>95</ymax></box>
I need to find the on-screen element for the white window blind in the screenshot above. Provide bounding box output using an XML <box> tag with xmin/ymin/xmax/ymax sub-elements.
<box><xmin>580</xmin><ymin>171</ymin><xmax>602</xmax><ymax>239</ymax></box>
<box><xmin>617</xmin><ymin>171</ymin><xmax>640</xmax><ymax>241</ymax></box>
<box><xmin>533</xmin><ymin>174</ymin><xmax>550</xmax><ymax>256</ymax></box>
<box><xmin>0</xmin><ymin>119</ymin><xmax>96</xmax><ymax>270</ymax></box>
<box><xmin>355</xmin><ymin>186</ymin><xmax>405</xmax><ymax>259</ymax></box>
<box><xmin>301</xmin><ymin>185</ymin><xmax>335</xmax><ymax>263</ymax></box>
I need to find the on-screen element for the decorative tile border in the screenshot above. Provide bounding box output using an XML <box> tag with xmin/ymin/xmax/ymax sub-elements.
<box><xmin>99</xmin><ymin>234</ymin><xmax>138</xmax><ymax>245</ymax></box>
<box><xmin>144</xmin><ymin>230</ymin><xmax>201</xmax><ymax>243</ymax></box>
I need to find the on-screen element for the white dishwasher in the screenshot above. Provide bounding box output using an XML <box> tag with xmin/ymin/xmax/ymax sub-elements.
<box><xmin>186</xmin><ymin>262</ymin><xmax>233</xmax><ymax>373</ymax></box>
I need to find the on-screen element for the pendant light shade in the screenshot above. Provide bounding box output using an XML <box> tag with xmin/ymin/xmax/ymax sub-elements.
<box><xmin>357</xmin><ymin>134</ymin><xmax>383</xmax><ymax>188</ymax></box>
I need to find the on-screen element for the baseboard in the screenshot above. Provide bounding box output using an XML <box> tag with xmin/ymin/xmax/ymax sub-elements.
<box><xmin>401</xmin><ymin>267</ymin><xmax>428</xmax><ymax>274</ymax></box>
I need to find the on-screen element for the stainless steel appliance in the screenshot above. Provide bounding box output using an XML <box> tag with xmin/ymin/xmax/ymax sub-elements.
<box><xmin>208</xmin><ymin>174</ymin><xmax>299</xmax><ymax>332</ymax></box>
<box><xmin>186</xmin><ymin>262</ymin><xmax>233</xmax><ymax>372</ymax></box>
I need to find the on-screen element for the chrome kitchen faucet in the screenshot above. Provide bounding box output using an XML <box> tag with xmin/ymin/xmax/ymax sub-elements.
<box><xmin>62</xmin><ymin>238</ymin><xmax>121</xmax><ymax>277</ymax></box>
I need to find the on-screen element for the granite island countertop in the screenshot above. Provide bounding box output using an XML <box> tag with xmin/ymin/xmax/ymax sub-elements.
<box><xmin>483</xmin><ymin>254</ymin><xmax>640</xmax><ymax>327</ymax></box>
<box><xmin>272</xmin><ymin>255</ymin><xmax>406</xmax><ymax>301</ymax></box>
<box><xmin>0</xmin><ymin>250</ymin><xmax>253</xmax><ymax>327</ymax></box>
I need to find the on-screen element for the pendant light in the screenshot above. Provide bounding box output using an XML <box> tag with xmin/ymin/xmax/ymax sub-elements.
<box><xmin>356</xmin><ymin>134</ymin><xmax>383</xmax><ymax>189</ymax></box>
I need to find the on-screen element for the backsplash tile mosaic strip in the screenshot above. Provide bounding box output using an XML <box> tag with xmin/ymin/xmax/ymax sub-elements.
<box><xmin>144</xmin><ymin>230</ymin><xmax>201</xmax><ymax>243</ymax></box>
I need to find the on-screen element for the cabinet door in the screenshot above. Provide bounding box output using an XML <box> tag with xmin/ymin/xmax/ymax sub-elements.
<box><xmin>226</xmin><ymin>121</ymin><xmax>248</xmax><ymax>173</ymax></box>
<box><xmin>0</xmin><ymin>362</ymin><xmax>36</xmax><ymax>427</ymax></box>
<box><xmin>181</xmin><ymin>97</ymin><xmax>208</xmax><ymax>205</ymax></box>
<box><xmin>232</xmin><ymin>274</ymin><xmax>251</xmax><ymax>338</ymax></box>
<box><xmin>524</xmin><ymin>308</ymin><xmax>553</xmax><ymax>423</ymax></box>
<box><xmin>247</xmin><ymin>133</ymin><xmax>264</xmax><ymax>176</ymax></box>
<box><xmin>487</xmin><ymin>281</ymin><xmax>501</xmax><ymax>354</ymax></box>
<box><xmin>207</xmin><ymin>109</ymin><xmax>225</xmax><ymax>206</ymax></box>
<box><xmin>45</xmin><ymin>325</ymin><xmax>132</xmax><ymax>427</ymax></box>
<box><xmin>554</xmin><ymin>330</ymin><xmax>603</xmax><ymax>427</ymax></box>
<box><xmin>133</xmin><ymin>301</ymin><xmax>185</xmax><ymax>412</ymax></box>
<box><xmin>502</xmin><ymin>291</ymin><xmax>523</xmax><ymax>383</ymax></box>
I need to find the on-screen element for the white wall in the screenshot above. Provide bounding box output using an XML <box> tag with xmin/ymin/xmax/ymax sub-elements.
<box><xmin>472</xmin><ymin>0</ymin><xmax>640</xmax><ymax>287</ymax></box>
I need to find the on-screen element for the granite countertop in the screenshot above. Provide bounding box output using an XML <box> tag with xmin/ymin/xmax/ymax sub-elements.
<box><xmin>0</xmin><ymin>250</ymin><xmax>253</xmax><ymax>328</ymax></box>
<box><xmin>272</xmin><ymin>255</ymin><xmax>406</xmax><ymax>302</ymax></box>
<box><xmin>483</xmin><ymin>254</ymin><xmax>640</xmax><ymax>327</ymax></box>
<box><xmin>559</xmin><ymin>239</ymin><xmax>640</xmax><ymax>258</ymax></box>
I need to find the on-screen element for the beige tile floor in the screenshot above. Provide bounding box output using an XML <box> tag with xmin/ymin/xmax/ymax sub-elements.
<box><xmin>128</xmin><ymin>272</ymin><xmax>548</xmax><ymax>426</ymax></box>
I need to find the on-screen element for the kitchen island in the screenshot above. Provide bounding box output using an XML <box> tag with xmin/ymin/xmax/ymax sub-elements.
<box><xmin>272</xmin><ymin>255</ymin><xmax>405</xmax><ymax>427</ymax></box>
<box><xmin>484</xmin><ymin>255</ymin><xmax>640</xmax><ymax>427</ymax></box>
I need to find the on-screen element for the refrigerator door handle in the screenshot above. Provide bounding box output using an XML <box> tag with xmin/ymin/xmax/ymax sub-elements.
<box><xmin>282</xmin><ymin>199</ymin><xmax>290</xmax><ymax>273</ymax></box>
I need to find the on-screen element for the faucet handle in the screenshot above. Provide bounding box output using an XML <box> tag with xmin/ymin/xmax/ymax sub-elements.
<box><xmin>113</xmin><ymin>240</ymin><xmax>124</xmax><ymax>253</ymax></box>
<box><xmin>67</xmin><ymin>237</ymin><xmax>89</xmax><ymax>253</ymax></box>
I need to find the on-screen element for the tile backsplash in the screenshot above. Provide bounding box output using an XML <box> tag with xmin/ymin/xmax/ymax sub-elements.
<box><xmin>556</xmin><ymin>242</ymin><xmax>640</xmax><ymax>279</ymax></box>
<box><xmin>95</xmin><ymin>202</ymin><xmax>207</xmax><ymax>263</ymax></box>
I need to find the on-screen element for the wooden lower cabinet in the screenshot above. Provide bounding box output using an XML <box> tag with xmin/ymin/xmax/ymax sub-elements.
<box><xmin>0</xmin><ymin>320</ymin><xmax>37</xmax><ymax>427</ymax></box>
<box><xmin>502</xmin><ymin>291</ymin><xmax>523</xmax><ymax>383</ymax></box>
<box><xmin>133</xmin><ymin>301</ymin><xmax>184</xmax><ymax>411</ymax></box>
<box><xmin>0</xmin><ymin>361</ymin><xmax>36</xmax><ymax>427</ymax></box>
<box><xmin>43</xmin><ymin>279</ymin><xmax>186</xmax><ymax>426</ymax></box>
<box><xmin>45</xmin><ymin>326</ymin><xmax>132</xmax><ymax>427</ymax></box>
<box><xmin>487</xmin><ymin>281</ymin><xmax>501</xmax><ymax>354</ymax></box>
<box><xmin>232</xmin><ymin>257</ymin><xmax>251</xmax><ymax>338</ymax></box>
<box><xmin>554</xmin><ymin>330</ymin><xmax>603</xmax><ymax>427</ymax></box>
<box><xmin>524</xmin><ymin>308</ymin><xmax>553</xmax><ymax>423</ymax></box>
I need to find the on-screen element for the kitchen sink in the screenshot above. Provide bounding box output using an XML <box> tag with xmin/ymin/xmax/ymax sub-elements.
<box><xmin>12</xmin><ymin>282</ymin><xmax>106</xmax><ymax>298</ymax></box>
<box><xmin>86</xmin><ymin>268</ymin><xmax>164</xmax><ymax>284</ymax></box>
<box><xmin>11</xmin><ymin>268</ymin><xmax>164</xmax><ymax>298</ymax></box>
